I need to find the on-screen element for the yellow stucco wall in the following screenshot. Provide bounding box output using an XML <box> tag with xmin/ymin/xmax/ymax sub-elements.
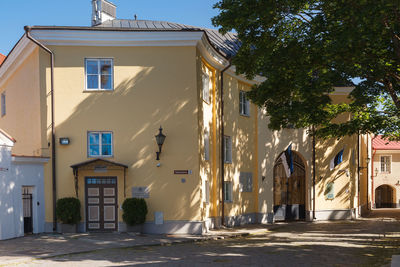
<box><xmin>223</xmin><ymin>77</ymin><xmax>258</xmax><ymax>218</ymax></box>
<box><xmin>38</xmin><ymin>45</ymin><xmax>201</xmax><ymax>224</ymax></box>
<box><xmin>0</xmin><ymin>48</ymin><xmax>44</xmax><ymax>156</ymax></box>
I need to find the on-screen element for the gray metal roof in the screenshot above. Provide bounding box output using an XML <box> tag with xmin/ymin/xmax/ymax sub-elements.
<box><xmin>96</xmin><ymin>19</ymin><xmax>239</xmax><ymax>58</ymax></box>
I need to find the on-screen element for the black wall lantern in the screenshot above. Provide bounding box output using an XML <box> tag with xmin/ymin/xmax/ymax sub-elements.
<box><xmin>155</xmin><ymin>126</ymin><xmax>166</xmax><ymax>160</ymax></box>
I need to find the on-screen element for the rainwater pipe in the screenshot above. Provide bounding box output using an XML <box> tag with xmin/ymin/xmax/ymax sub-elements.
<box><xmin>371</xmin><ymin>135</ymin><xmax>378</xmax><ymax>209</ymax></box>
<box><xmin>220</xmin><ymin>59</ymin><xmax>231</xmax><ymax>227</ymax></box>
<box><xmin>312</xmin><ymin>126</ymin><xmax>316</xmax><ymax>220</ymax></box>
<box><xmin>24</xmin><ymin>26</ymin><xmax>57</xmax><ymax>232</ymax></box>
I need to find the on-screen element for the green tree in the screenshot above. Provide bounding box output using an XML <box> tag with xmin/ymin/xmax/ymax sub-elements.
<box><xmin>212</xmin><ymin>0</ymin><xmax>400</xmax><ymax>139</ymax></box>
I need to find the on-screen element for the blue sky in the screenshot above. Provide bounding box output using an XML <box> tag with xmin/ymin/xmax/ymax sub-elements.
<box><xmin>0</xmin><ymin>0</ymin><xmax>220</xmax><ymax>56</ymax></box>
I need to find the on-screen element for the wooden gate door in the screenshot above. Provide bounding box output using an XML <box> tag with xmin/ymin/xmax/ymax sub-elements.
<box><xmin>273</xmin><ymin>152</ymin><xmax>306</xmax><ymax>221</ymax></box>
<box><xmin>86</xmin><ymin>177</ymin><xmax>118</xmax><ymax>231</ymax></box>
<box><xmin>22</xmin><ymin>187</ymin><xmax>33</xmax><ymax>234</ymax></box>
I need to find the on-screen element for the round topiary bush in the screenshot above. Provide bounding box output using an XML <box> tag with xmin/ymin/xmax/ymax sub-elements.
<box><xmin>122</xmin><ymin>198</ymin><xmax>148</xmax><ymax>226</ymax></box>
<box><xmin>56</xmin><ymin>197</ymin><xmax>81</xmax><ymax>225</ymax></box>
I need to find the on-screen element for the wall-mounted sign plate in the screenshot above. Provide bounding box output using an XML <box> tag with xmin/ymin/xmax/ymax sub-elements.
<box><xmin>174</xmin><ymin>170</ymin><xmax>192</xmax><ymax>175</ymax></box>
<box><xmin>132</xmin><ymin>187</ymin><xmax>150</xmax><ymax>198</ymax></box>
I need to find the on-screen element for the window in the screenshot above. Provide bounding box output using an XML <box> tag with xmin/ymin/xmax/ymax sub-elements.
<box><xmin>239</xmin><ymin>91</ymin><xmax>250</xmax><ymax>116</ymax></box>
<box><xmin>381</xmin><ymin>156</ymin><xmax>391</xmax><ymax>173</ymax></box>
<box><xmin>88</xmin><ymin>132</ymin><xmax>113</xmax><ymax>157</ymax></box>
<box><xmin>224</xmin><ymin>181</ymin><xmax>233</xmax><ymax>202</ymax></box>
<box><xmin>202</xmin><ymin>72</ymin><xmax>210</xmax><ymax>103</ymax></box>
<box><xmin>239</xmin><ymin>172</ymin><xmax>253</xmax><ymax>192</ymax></box>
<box><xmin>204</xmin><ymin>180</ymin><xmax>210</xmax><ymax>204</ymax></box>
<box><xmin>85</xmin><ymin>59</ymin><xmax>113</xmax><ymax>90</ymax></box>
<box><xmin>1</xmin><ymin>92</ymin><xmax>5</xmax><ymax>117</ymax></box>
<box><xmin>204</xmin><ymin>130</ymin><xmax>210</xmax><ymax>161</ymax></box>
<box><xmin>223</xmin><ymin>136</ymin><xmax>232</xmax><ymax>163</ymax></box>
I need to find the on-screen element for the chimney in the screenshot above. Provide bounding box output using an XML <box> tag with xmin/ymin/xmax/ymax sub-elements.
<box><xmin>92</xmin><ymin>0</ymin><xmax>116</xmax><ymax>26</ymax></box>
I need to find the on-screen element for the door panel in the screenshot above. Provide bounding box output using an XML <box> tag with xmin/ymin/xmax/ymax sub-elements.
<box><xmin>273</xmin><ymin>152</ymin><xmax>306</xmax><ymax>221</ymax></box>
<box><xmin>86</xmin><ymin>177</ymin><xmax>117</xmax><ymax>231</ymax></box>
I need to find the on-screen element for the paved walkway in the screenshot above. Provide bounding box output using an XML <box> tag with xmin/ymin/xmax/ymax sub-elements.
<box><xmin>1</xmin><ymin>210</ymin><xmax>400</xmax><ymax>266</ymax></box>
<box><xmin>0</xmin><ymin>225</ymin><xmax>270</xmax><ymax>266</ymax></box>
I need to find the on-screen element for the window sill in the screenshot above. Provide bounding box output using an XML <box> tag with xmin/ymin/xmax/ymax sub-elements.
<box><xmin>224</xmin><ymin>162</ymin><xmax>232</xmax><ymax>164</ymax></box>
<box><xmin>239</xmin><ymin>113</ymin><xmax>250</xmax><ymax>117</ymax></box>
<box><xmin>88</xmin><ymin>155</ymin><xmax>114</xmax><ymax>158</ymax></box>
<box><xmin>224</xmin><ymin>200</ymin><xmax>233</xmax><ymax>203</ymax></box>
<box><xmin>83</xmin><ymin>89</ymin><xmax>114</xmax><ymax>93</ymax></box>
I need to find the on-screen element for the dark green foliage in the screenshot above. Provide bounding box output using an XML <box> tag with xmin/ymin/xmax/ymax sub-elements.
<box><xmin>122</xmin><ymin>198</ymin><xmax>148</xmax><ymax>226</ymax></box>
<box><xmin>213</xmin><ymin>0</ymin><xmax>400</xmax><ymax>140</ymax></box>
<box><xmin>56</xmin><ymin>197</ymin><xmax>81</xmax><ymax>225</ymax></box>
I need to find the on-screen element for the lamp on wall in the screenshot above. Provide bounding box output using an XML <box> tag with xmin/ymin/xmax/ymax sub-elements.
<box><xmin>359</xmin><ymin>157</ymin><xmax>370</xmax><ymax>170</ymax></box>
<box><xmin>155</xmin><ymin>126</ymin><xmax>166</xmax><ymax>160</ymax></box>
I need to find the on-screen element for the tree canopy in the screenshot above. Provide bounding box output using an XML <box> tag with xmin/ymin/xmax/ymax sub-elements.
<box><xmin>212</xmin><ymin>0</ymin><xmax>400</xmax><ymax>139</ymax></box>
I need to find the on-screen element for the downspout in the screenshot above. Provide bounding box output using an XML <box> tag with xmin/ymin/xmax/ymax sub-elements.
<box><xmin>220</xmin><ymin>59</ymin><xmax>231</xmax><ymax>227</ymax></box>
<box><xmin>24</xmin><ymin>26</ymin><xmax>57</xmax><ymax>231</ymax></box>
<box><xmin>357</xmin><ymin>132</ymin><xmax>360</xmax><ymax>214</ymax></box>
<box><xmin>312</xmin><ymin>126</ymin><xmax>316</xmax><ymax>220</ymax></box>
<box><xmin>371</xmin><ymin>135</ymin><xmax>377</xmax><ymax>209</ymax></box>
<box><xmin>366</xmin><ymin>135</ymin><xmax>369</xmax><ymax>210</ymax></box>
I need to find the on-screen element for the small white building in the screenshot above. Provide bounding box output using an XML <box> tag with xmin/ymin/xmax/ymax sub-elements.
<box><xmin>0</xmin><ymin>130</ymin><xmax>48</xmax><ymax>240</ymax></box>
<box><xmin>372</xmin><ymin>135</ymin><xmax>400</xmax><ymax>209</ymax></box>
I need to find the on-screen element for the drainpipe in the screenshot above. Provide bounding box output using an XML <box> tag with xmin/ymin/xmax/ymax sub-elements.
<box><xmin>371</xmin><ymin>135</ymin><xmax>377</xmax><ymax>209</ymax></box>
<box><xmin>357</xmin><ymin>132</ymin><xmax>360</xmax><ymax>214</ymax></box>
<box><xmin>366</xmin><ymin>135</ymin><xmax>369</xmax><ymax>210</ymax></box>
<box><xmin>312</xmin><ymin>126</ymin><xmax>316</xmax><ymax>220</ymax></box>
<box><xmin>24</xmin><ymin>26</ymin><xmax>57</xmax><ymax>232</ymax></box>
<box><xmin>220</xmin><ymin>59</ymin><xmax>231</xmax><ymax>227</ymax></box>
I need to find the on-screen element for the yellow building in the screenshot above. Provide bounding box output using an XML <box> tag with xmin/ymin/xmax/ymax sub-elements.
<box><xmin>0</xmin><ymin>0</ymin><xmax>368</xmax><ymax>234</ymax></box>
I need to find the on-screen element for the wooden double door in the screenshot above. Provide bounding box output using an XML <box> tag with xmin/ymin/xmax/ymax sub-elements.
<box><xmin>85</xmin><ymin>177</ymin><xmax>118</xmax><ymax>231</ymax></box>
<box><xmin>273</xmin><ymin>152</ymin><xmax>306</xmax><ymax>221</ymax></box>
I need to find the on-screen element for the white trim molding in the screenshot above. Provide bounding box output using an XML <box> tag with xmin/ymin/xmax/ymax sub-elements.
<box><xmin>12</xmin><ymin>156</ymin><xmax>50</xmax><ymax>164</ymax></box>
<box><xmin>0</xmin><ymin>35</ymin><xmax>37</xmax><ymax>88</ymax></box>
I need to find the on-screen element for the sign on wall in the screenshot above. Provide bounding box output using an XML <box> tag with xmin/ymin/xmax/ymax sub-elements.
<box><xmin>132</xmin><ymin>187</ymin><xmax>149</xmax><ymax>199</ymax></box>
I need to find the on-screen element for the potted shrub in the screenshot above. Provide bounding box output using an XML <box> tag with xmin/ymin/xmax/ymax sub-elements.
<box><xmin>56</xmin><ymin>197</ymin><xmax>81</xmax><ymax>233</ymax></box>
<box><xmin>122</xmin><ymin>198</ymin><xmax>148</xmax><ymax>233</ymax></box>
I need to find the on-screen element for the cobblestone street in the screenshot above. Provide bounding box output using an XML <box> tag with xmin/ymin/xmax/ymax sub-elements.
<box><xmin>4</xmin><ymin>214</ymin><xmax>400</xmax><ymax>267</ymax></box>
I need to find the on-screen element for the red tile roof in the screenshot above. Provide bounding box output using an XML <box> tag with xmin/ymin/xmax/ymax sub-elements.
<box><xmin>0</xmin><ymin>53</ymin><xmax>5</xmax><ymax>65</ymax></box>
<box><xmin>372</xmin><ymin>135</ymin><xmax>400</xmax><ymax>150</ymax></box>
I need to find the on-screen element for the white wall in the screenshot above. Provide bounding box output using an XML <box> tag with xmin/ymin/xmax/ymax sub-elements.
<box><xmin>0</xmin><ymin>142</ymin><xmax>47</xmax><ymax>240</ymax></box>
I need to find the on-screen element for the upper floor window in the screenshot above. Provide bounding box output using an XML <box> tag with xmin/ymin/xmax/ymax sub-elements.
<box><xmin>239</xmin><ymin>91</ymin><xmax>250</xmax><ymax>116</ymax></box>
<box><xmin>1</xmin><ymin>92</ymin><xmax>5</xmax><ymax>117</ymax></box>
<box><xmin>223</xmin><ymin>135</ymin><xmax>232</xmax><ymax>163</ymax></box>
<box><xmin>380</xmin><ymin>155</ymin><xmax>391</xmax><ymax>173</ymax></box>
<box><xmin>88</xmin><ymin>131</ymin><xmax>113</xmax><ymax>157</ymax></box>
<box><xmin>85</xmin><ymin>59</ymin><xmax>113</xmax><ymax>90</ymax></box>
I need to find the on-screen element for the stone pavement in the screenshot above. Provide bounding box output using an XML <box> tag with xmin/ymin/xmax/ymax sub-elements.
<box><xmin>0</xmin><ymin>225</ymin><xmax>271</xmax><ymax>266</ymax></box>
<box><xmin>1</xmin><ymin>210</ymin><xmax>400</xmax><ymax>266</ymax></box>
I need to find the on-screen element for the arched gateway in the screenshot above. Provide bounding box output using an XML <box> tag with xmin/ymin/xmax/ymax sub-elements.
<box><xmin>375</xmin><ymin>185</ymin><xmax>396</xmax><ymax>208</ymax></box>
<box><xmin>273</xmin><ymin>151</ymin><xmax>306</xmax><ymax>221</ymax></box>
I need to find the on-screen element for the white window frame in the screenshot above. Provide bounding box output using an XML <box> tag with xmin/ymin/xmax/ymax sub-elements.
<box><xmin>380</xmin><ymin>155</ymin><xmax>391</xmax><ymax>173</ymax></box>
<box><xmin>224</xmin><ymin>181</ymin><xmax>233</xmax><ymax>202</ymax></box>
<box><xmin>223</xmin><ymin>136</ymin><xmax>232</xmax><ymax>163</ymax></box>
<box><xmin>85</xmin><ymin>58</ymin><xmax>114</xmax><ymax>91</ymax></box>
<box><xmin>1</xmin><ymin>92</ymin><xmax>5</xmax><ymax>117</ymax></box>
<box><xmin>239</xmin><ymin>90</ymin><xmax>250</xmax><ymax>116</ymax></box>
<box><xmin>87</xmin><ymin>131</ymin><xmax>113</xmax><ymax>158</ymax></box>
<box><xmin>202</xmin><ymin>72</ymin><xmax>210</xmax><ymax>103</ymax></box>
<box><xmin>204</xmin><ymin>129</ymin><xmax>210</xmax><ymax>161</ymax></box>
